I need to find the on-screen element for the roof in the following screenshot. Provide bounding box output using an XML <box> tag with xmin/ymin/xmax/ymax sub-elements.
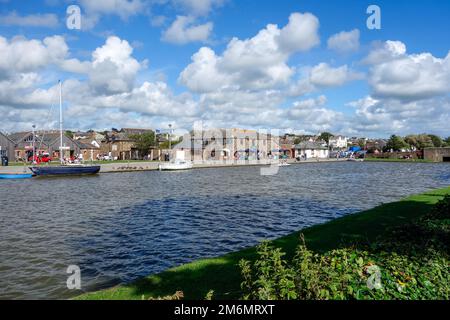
<box><xmin>294</xmin><ymin>142</ymin><xmax>328</xmax><ymax>150</ymax></box>
<box><xmin>0</xmin><ymin>131</ymin><xmax>16</xmax><ymax>145</ymax></box>
<box><xmin>172</xmin><ymin>134</ymin><xmax>203</xmax><ymax>150</ymax></box>
<box><xmin>73</xmin><ymin>139</ymin><xmax>100</xmax><ymax>149</ymax></box>
<box><xmin>7</xmin><ymin>131</ymin><xmax>32</xmax><ymax>144</ymax></box>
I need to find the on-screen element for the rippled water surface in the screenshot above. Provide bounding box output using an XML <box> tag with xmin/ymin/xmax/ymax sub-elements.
<box><xmin>0</xmin><ymin>162</ymin><xmax>449</xmax><ymax>299</ymax></box>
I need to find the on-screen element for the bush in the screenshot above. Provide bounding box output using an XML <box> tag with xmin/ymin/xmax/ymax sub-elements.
<box><xmin>239</xmin><ymin>197</ymin><xmax>450</xmax><ymax>300</ymax></box>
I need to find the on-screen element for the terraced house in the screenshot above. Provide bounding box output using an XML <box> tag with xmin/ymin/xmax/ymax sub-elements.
<box><xmin>173</xmin><ymin>128</ymin><xmax>281</xmax><ymax>161</ymax></box>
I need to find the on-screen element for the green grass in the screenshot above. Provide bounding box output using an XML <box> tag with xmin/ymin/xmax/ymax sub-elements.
<box><xmin>76</xmin><ymin>186</ymin><xmax>450</xmax><ymax>300</ymax></box>
<box><xmin>364</xmin><ymin>158</ymin><xmax>434</xmax><ymax>163</ymax></box>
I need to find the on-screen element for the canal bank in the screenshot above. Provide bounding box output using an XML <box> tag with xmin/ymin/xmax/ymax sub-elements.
<box><xmin>0</xmin><ymin>158</ymin><xmax>347</xmax><ymax>174</ymax></box>
<box><xmin>76</xmin><ymin>186</ymin><xmax>450</xmax><ymax>300</ymax></box>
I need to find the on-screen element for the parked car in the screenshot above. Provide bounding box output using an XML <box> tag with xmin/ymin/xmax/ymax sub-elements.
<box><xmin>28</xmin><ymin>154</ymin><xmax>53</xmax><ymax>163</ymax></box>
<box><xmin>40</xmin><ymin>154</ymin><xmax>52</xmax><ymax>163</ymax></box>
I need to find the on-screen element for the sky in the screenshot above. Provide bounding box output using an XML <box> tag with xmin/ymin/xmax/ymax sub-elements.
<box><xmin>0</xmin><ymin>0</ymin><xmax>449</xmax><ymax>138</ymax></box>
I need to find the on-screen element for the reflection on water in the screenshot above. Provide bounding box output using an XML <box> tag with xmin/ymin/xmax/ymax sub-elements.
<box><xmin>0</xmin><ymin>162</ymin><xmax>449</xmax><ymax>299</ymax></box>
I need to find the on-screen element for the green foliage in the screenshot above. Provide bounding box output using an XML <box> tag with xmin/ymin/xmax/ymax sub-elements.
<box><xmin>319</xmin><ymin>132</ymin><xmax>334</xmax><ymax>144</ymax></box>
<box><xmin>428</xmin><ymin>135</ymin><xmax>444</xmax><ymax>148</ymax></box>
<box><xmin>444</xmin><ymin>137</ymin><xmax>450</xmax><ymax>146</ymax></box>
<box><xmin>204</xmin><ymin>290</ymin><xmax>215</xmax><ymax>300</ymax></box>
<box><xmin>385</xmin><ymin>135</ymin><xmax>408</xmax><ymax>151</ymax></box>
<box><xmin>405</xmin><ymin>134</ymin><xmax>444</xmax><ymax>149</ymax></box>
<box><xmin>240</xmin><ymin>241</ymin><xmax>297</xmax><ymax>300</ymax></box>
<box><xmin>239</xmin><ymin>197</ymin><xmax>450</xmax><ymax>300</ymax></box>
<box><xmin>65</xmin><ymin>130</ymin><xmax>74</xmax><ymax>139</ymax></box>
<box><xmin>129</xmin><ymin>132</ymin><xmax>156</xmax><ymax>157</ymax></box>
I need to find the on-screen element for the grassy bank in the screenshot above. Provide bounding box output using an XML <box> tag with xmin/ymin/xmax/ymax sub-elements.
<box><xmin>364</xmin><ymin>158</ymin><xmax>434</xmax><ymax>163</ymax></box>
<box><xmin>77</xmin><ymin>186</ymin><xmax>450</xmax><ymax>300</ymax></box>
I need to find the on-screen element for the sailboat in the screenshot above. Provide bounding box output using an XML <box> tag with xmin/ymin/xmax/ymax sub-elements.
<box><xmin>30</xmin><ymin>81</ymin><xmax>101</xmax><ymax>176</ymax></box>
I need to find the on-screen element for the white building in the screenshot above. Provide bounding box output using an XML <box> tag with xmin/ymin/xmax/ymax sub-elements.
<box><xmin>294</xmin><ymin>142</ymin><xmax>329</xmax><ymax>159</ymax></box>
<box><xmin>329</xmin><ymin>135</ymin><xmax>348</xmax><ymax>149</ymax></box>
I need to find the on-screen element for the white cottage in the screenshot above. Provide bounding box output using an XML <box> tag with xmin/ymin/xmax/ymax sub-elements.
<box><xmin>294</xmin><ymin>142</ymin><xmax>329</xmax><ymax>159</ymax></box>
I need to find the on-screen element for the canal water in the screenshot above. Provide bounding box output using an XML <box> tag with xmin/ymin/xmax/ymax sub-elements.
<box><xmin>0</xmin><ymin>162</ymin><xmax>449</xmax><ymax>299</ymax></box>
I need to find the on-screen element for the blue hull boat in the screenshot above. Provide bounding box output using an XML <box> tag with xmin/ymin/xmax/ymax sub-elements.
<box><xmin>0</xmin><ymin>173</ymin><xmax>33</xmax><ymax>179</ymax></box>
<box><xmin>30</xmin><ymin>165</ymin><xmax>101</xmax><ymax>176</ymax></box>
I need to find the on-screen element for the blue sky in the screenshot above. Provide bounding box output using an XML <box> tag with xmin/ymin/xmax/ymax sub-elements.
<box><xmin>0</xmin><ymin>0</ymin><xmax>449</xmax><ymax>138</ymax></box>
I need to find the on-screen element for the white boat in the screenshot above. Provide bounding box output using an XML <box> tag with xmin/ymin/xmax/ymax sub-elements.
<box><xmin>158</xmin><ymin>159</ymin><xmax>193</xmax><ymax>171</ymax></box>
<box><xmin>347</xmin><ymin>158</ymin><xmax>364</xmax><ymax>162</ymax></box>
<box><xmin>278</xmin><ymin>161</ymin><xmax>291</xmax><ymax>167</ymax></box>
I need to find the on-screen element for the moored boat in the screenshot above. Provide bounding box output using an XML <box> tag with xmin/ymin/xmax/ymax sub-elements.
<box><xmin>29</xmin><ymin>81</ymin><xmax>101</xmax><ymax>177</ymax></box>
<box><xmin>0</xmin><ymin>173</ymin><xmax>33</xmax><ymax>179</ymax></box>
<box><xmin>347</xmin><ymin>158</ymin><xmax>364</xmax><ymax>162</ymax></box>
<box><xmin>159</xmin><ymin>159</ymin><xmax>193</xmax><ymax>171</ymax></box>
<box><xmin>29</xmin><ymin>165</ymin><xmax>100</xmax><ymax>176</ymax></box>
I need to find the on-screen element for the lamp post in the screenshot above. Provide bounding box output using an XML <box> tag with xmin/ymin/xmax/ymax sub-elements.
<box><xmin>168</xmin><ymin>124</ymin><xmax>172</xmax><ymax>150</ymax></box>
<box><xmin>32</xmin><ymin>124</ymin><xmax>36</xmax><ymax>164</ymax></box>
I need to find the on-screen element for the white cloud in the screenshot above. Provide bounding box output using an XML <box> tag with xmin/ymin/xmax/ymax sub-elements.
<box><xmin>286</xmin><ymin>98</ymin><xmax>345</xmax><ymax>133</ymax></box>
<box><xmin>0</xmin><ymin>34</ymin><xmax>198</xmax><ymax>132</ymax></box>
<box><xmin>288</xmin><ymin>63</ymin><xmax>363</xmax><ymax>96</ymax></box>
<box><xmin>309</xmin><ymin>63</ymin><xmax>363</xmax><ymax>87</ymax></box>
<box><xmin>151</xmin><ymin>15</ymin><xmax>167</xmax><ymax>27</ymax></box>
<box><xmin>173</xmin><ymin>0</ymin><xmax>225</xmax><ymax>17</ymax></box>
<box><xmin>179</xmin><ymin>47</ymin><xmax>231</xmax><ymax>92</ymax></box>
<box><xmin>180</xmin><ymin>12</ymin><xmax>320</xmax><ymax>92</ymax></box>
<box><xmin>367</xmin><ymin>41</ymin><xmax>450</xmax><ymax>100</ymax></box>
<box><xmin>79</xmin><ymin>0</ymin><xmax>145</xmax><ymax>20</ymax></box>
<box><xmin>0</xmin><ymin>11</ymin><xmax>59</xmax><ymax>28</ymax></box>
<box><xmin>162</xmin><ymin>15</ymin><xmax>213</xmax><ymax>44</ymax></box>
<box><xmin>348</xmin><ymin>95</ymin><xmax>450</xmax><ymax>137</ymax></box>
<box><xmin>277</xmin><ymin>12</ymin><xmax>320</xmax><ymax>53</ymax></box>
<box><xmin>327</xmin><ymin>29</ymin><xmax>360</xmax><ymax>53</ymax></box>
<box><xmin>78</xmin><ymin>0</ymin><xmax>146</xmax><ymax>29</ymax></box>
<box><xmin>0</xmin><ymin>35</ymin><xmax>68</xmax><ymax>76</ymax></box>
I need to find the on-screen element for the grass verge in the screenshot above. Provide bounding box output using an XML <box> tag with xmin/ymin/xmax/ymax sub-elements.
<box><xmin>364</xmin><ymin>158</ymin><xmax>434</xmax><ymax>163</ymax></box>
<box><xmin>76</xmin><ymin>186</ymin><xmax>450</xmax><ymax>300</ymax></box>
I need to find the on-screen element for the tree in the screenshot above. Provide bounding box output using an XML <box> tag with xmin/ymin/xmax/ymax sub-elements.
<box><xmin>130</xmin><ymin>132</ymin><xmax>156</xmax><ymax>158</ymax></box>
<box><xmin>405</xmin><ymin>134</ymin><xmax>434</xmax><ymax>150</ymax></box>
<box><xmin>319</xmin><ymin>132</ymin><xmax>334</xmax><ymax>145</ymax></box>
<box><xmin>444</xmin><ymin>137</ymin><xmax>450</xmax><ymax>147</ymax></box>
<box><xmin>428</xmin><ymin>134</ymin><xmax>443</xmax><ymax>148</ymax></box>
<box><xmin>385</xmin><ymin>135</ymin><xmax>408</xmax><ymax>152</ymax></box>
<box><xmin>65</xmin><ymin>130</ymin><xmax>74</xmax><ymax>139</ymax></box>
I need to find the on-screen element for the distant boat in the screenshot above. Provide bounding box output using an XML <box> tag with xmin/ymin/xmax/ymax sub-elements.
<box><xmin>30</xmin><ymin>81</ymin><xmax>100</xmax><ymax>177</ymax></box>
<box><xmin>347</xmin><ymin>158</ymin><xmax>364</xmax><ymax>162</ymax></box>
<box><xmin>159</xmin><ymin>159</ymin><xmax>193</xmax><ymax>171</ymax></box>
<box><xmin>0</xmin><ymin>173</ymin><xmax>33</xmax><ymax>179</ymax></box>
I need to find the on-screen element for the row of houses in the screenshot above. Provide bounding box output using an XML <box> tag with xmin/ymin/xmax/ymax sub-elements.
<box><xmin>1</xmin><ymin>128</ymin><xmax>336</xmax><ymax>162</ymax></box>
<box><xmin>172</xmin><ymin>128</ymin><xmax>331</xmax><ymax>161</ymax></box>
<box><xmin>0</xmin><ymin>128</ymin><xmax>163</xmax><ymax>162</ymax></box>
<box><xmin>2</xmin><ymin>127</ymin><xmax>396</xmax><ymax>163</ymax></box>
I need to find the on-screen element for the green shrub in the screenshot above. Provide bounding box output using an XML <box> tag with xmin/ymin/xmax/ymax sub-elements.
<box><xmin>239</xmin><ymin>197</ymin><xmax>450</xmax><ymax>300</ymax></box>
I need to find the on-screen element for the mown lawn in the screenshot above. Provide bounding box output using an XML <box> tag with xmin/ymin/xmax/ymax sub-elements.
<box><xmin>364</xmin><ymin>158</ymin><xmax>434</xmax><ymax>163</ymax></box>
<box><xmin>76</xmin><ymin>186</ymin><xmax>450</xmax><ymax>300</ymax></box>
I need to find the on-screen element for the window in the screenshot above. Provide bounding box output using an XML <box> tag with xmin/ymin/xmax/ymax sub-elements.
<box><xmin>24</xmin><ymin>135</ymin><xmax>33</xmax><ymax>142</ymax></box>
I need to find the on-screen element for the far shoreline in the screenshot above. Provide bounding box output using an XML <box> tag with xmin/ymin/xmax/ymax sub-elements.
<box><xmin>0</xmin><ymin>157</ymin><xmax>445</xmax><ymax>175</ymax></box>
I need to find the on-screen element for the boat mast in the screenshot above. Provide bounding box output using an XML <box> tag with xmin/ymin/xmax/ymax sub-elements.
<box><xmin>59</xmin><ymin>80</ymin><xmax>64</xmax><ymax>164</ymax></box>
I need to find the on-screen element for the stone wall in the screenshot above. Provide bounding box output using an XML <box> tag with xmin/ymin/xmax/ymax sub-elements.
<box><xmin>423</xmin><ymin>148</ymin><xmax>450</xmax><ymax>162</ymax></box>
<box><xmin>368</xmin><ymin>151</ymin><xmax>423</xmax><ymax>160</ymax></box>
